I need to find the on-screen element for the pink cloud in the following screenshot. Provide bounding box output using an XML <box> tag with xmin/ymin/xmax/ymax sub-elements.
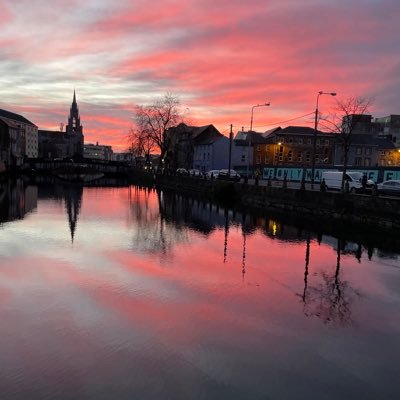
<box><xmin>0</xmin><ymin>0</ymin><xmax>399</xmax><ymax>148</ymax></box>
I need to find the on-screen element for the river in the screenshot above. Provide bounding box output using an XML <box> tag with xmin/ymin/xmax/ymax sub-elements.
<box><xmin>0</xmin><ymin>180</ymin><xmax>399</xmax><ymax>399</ymax></box>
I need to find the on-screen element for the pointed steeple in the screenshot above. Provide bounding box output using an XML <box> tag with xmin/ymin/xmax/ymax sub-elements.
<box><xmin>66</xmin><ymin>90</ymin><xmax>83</xmax><ymax>135</ymax></box>
<box><xmin>65</xmin><ymin>89</ymin><xmax>84</xmax><ymax>157</ymax></box>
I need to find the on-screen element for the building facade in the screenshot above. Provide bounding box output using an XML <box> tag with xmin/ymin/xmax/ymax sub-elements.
<box><xmin>0</xmin><ymin>108</ymin><xmax>38</xmax><ymax>162</ymax></box>
<box><xmin>84</xmin><ymin>142</ymin><xmax>113</xmax><ymax>161</ymax></box>
<box><xmin>334</xmin><ymin>135</ymin><xmax>397</xmax><ymax>167</ymax></box>
<box><xmin>374</xmin><ymin>115</ymin><xmax>400</xmax><ymax>145</ymax></box>
<box><xmin>264</xmin><ymin>126</ymin><xmax>336</xmax><ymax>167</ymax></box>
<box><xmin>166</xmin><ymin>123</ymin><xmax>228</xmax><ymax>171</ymax></box>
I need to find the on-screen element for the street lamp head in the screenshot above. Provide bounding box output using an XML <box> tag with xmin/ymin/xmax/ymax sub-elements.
<box><xmin>330</xmin><ymin>92</ymin><xmax>337</xmax><ymax>96</ymax></box>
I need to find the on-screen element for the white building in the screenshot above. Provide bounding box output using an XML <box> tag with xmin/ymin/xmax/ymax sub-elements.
<box><xmin>84</xmin><ymin>142</ymin><xmax>113</xmax><ymax>161</ymax></box>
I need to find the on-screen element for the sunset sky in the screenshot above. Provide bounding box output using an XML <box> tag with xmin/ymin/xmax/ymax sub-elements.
<box><xmin>0</xmin><ymin>0</ymin><xmax>399</xmax><ymax>151</ymax></box>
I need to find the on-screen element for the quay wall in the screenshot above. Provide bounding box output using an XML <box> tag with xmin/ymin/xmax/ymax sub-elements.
<box><xmin>130</xmin><ymin>171</ymin><xmax>400</xmax><ymax>232</ymax></box>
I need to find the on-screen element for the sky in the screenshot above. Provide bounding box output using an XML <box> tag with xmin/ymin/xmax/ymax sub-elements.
<box><xmin>0</xmin><ymin>0</ymin><xmax>399</xmax><ymax>151</ymax></box>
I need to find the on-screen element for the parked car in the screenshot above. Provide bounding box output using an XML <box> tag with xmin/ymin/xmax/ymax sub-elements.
<box><xmin>321</xmin><ymin>171</ymin><xmax>374</xmax><ymax>193</ymax></box>
<box><xmin>206</xmin><ymin>170</ymin><xmax>220</xmax><ymax>179</ymax></box>
<box><xmin>377</xmin><ymin>179</ymin><xmax>400</xmax><ymax>196</ymax></box>
<box><xmin>188</xmin><ymin>169</ymin><xmax>202</xmax><ymax>177</ymax></box>
<box><xmin>218</xmin><ymin>169</ymin><xmax>241</xmax><ymax>182</ymax></box>
<box><xmin>176</xmin><ymin>168</ymin><xmax>188</xmax><ymax>175</ymax></box>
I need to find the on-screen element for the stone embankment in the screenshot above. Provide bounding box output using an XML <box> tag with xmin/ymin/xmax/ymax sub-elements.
<box><xmin>130</xmin><ymin>171</ymin><xmax>400</xmax><ymax>232</ymax></box>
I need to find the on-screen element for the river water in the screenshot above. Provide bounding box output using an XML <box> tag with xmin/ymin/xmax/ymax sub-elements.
<box><xmin>0</xmin><ymin>180</ymin><xmax>399</xmax><ymax>400</ymax></box>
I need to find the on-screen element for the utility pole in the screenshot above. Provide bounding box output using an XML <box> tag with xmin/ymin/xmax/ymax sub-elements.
<box><xmin>228</xmin><ymin>124</ymin><xmax>233</xmax><ymax>175</ymax></box>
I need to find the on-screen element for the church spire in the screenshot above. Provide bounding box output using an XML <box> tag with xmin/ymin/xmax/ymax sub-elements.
<box><xmin>65</xmin><ymin>89</ymin><xmax>84</xmax><ymax>157</ymax></box>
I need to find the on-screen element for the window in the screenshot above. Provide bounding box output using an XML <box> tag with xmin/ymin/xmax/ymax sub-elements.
<box><xmin>288</xmin><ymin>150</ymin><xmax>293</xmax><ymax>162</ymax></box>
<box><xmin>256</xmin><ymin>154</ymin><xmax>261</xmax><ymax>164</ymax></box>
<box><xmin>297</xmin><ymin>151</ymin><xmax>303</xmax><ymax>162</ymax></box>
<box><xmin>278</xmin><ymin>145</ymin><xmax>283</xmax><ymax>162</ymax></box>
<box><xmin>356</xmin><ymin>147</ymin><xmax>362</xmax><ymax>155</ymax></box>
<box><xmin>265</xmin><ymin>154</ymin><xmax>270</xmax><ymax>163</ymax></box>
<box><xmin>241</xmin><ymin>155</ymin><xmax>246</xmax><ymax>162</ymax></box>
<box><xmin>365</xmin><ymin>147</ymin><xmax>372</xmax><ymax>155</ymax></box>
<box><xmin>307</xmin><ymin>138</ymin><xmax>312</xmax><ymax>145</ymax></box>
<box><xmin>305</xmin><ymin>151</ymin><xmax>310</xmax><ymax>162</ymax></box>
<box><xmin>256</xmin><ymin>145</ymin><xmax>261</xmax><ymax>152</ymax></box>
<box><xmin>364</xmin><ymin>157</ymin><xmax>371</xmax><ymax>166</ymax></box>
<box><xmin>355</xmin><ymin>157</ymin><xmax>362</xmax><ymax>166</ymax></box>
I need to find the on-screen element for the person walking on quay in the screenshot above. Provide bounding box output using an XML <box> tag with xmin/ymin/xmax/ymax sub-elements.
<box><xmin>255</xmin><ymin>169</ymin><xmax>260</xmax><ymax>186</ymax></box>
<box><xmin>320</xmin><ymin>178</ymin><xmax>327</xmax><ymax>192</ymax></box>
<box><xmin>362</xmin><ymin>173</ymin><xmax>368</xmax><ymax>190</ymax></box>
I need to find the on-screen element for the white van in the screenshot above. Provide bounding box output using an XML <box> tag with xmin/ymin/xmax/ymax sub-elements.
<box><xmin>321</xmin><ymin>171</ymin><xmax>373</xmax><ymax>193</ymax></box>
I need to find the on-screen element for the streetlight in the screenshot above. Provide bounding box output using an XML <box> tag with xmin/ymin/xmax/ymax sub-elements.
<box><xmin>311</xmin><ymin>91</ymin><xmax>336</xmax><ymax>188</ymax></box>
<box><xmin>247</xmin><ymin>102</ymin><xmax>270</xmax><ymax>179</ymax></box>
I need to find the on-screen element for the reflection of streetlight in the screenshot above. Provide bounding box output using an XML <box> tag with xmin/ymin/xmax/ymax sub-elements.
<box><xmin>311</xmin><ymin>91</ymin><xmax>336</xmax><ymax>188</ymax></box>
<box><xmin>247</xmin><ymin>102</ymin><xmax>270</xmax><ymax>178</ymax></box>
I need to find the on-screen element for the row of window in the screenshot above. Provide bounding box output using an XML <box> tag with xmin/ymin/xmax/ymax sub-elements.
<box><xmin>255</xmin><ymin>151</ymin><xmax>330</xmax><ymax>164</ymax></box>
<box><xmin>255</xmin><ymin>138</ymin><xmax>331</xmax><ymax>152</ymax></box>
<box><xmin>355</xmin><ymin>147</ymin><xmax>372</xmax><ymax>155</ymax></box>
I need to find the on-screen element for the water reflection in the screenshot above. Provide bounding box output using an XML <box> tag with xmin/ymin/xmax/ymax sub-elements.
<box><xmin>301</xmin><ymin>238</ymin><xmax>361</xmax><ymax>326</ymax></box>
<box><xmin>0</xmin><ymin>182</ymin><xmax>399</xmax><ymax>400</ymax></box>
<box><xmin>0</xmin><ymin>179</ymin><xmax>37</xmax><ymax>223</ymax></box>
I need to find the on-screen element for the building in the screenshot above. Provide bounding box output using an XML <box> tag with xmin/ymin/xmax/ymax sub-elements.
<box><xmin>264</xmin><ymin>126</ymin><xmax>336</xmax><ymax>167</ymax></box>
<box><xmin>342</xmin><ymin>114</ymin><xmax>373</xmax><ymax>135</ymax></box>
<box><xmin>334</xmin><ymin>135</ymin><xmax>397</xmax><ymax>167</ymax></box>
<box><xmin>0</xmin><ymin>108</ymin><xmax>38</xmax><ymax>161</ymax></box>
<box><xmin>0</xmin><ymin>117</ymin><xmax>24</xmax><ymax>168</ymax></box>
<box><xmin>38</xmin><ymin>90</ymin><xmax>84</xmax><ymax>159</ymax></box>
<box><xmin>192</xmin><ymin>129</ymin><xmax>230</xmax><ymax>172</ymax></box>
<box><xmin>374</xmin><ymin>115</ymin><xmax>400</xmax><ymax>145</ymax></box>
<box><xmin>166</xmin><ymin>123</ymin><xmax>229</xmax><ymax>171</ymax></box>
<box><xmin>84</xmin><ymin>142</ymin><xmax>113</xmax><ymax>161</ymax></box>
<box><xmin>231</xmin><ymin>130</ymin><xmax>273</xmax><ymax>176</ymax></box>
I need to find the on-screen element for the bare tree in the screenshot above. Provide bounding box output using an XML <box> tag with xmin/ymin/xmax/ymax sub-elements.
<box><xmin>131</xmin><ymin>93</ymin><xmax>185</xmax><ymax>167</ymax></box>
<box><xmin>128</xmin><ymin>127</ymin><xmax>156</xmax><ymax>164</ymax></box>
<box><xmin>322</xmin><ymin>96</ymin><xmax>372</xmax><ymax>191</ymax></box>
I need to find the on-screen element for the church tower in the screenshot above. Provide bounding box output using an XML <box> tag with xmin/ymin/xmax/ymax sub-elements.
<box><xmin>66</xmin><ymin>90</ymin><xmax>83</xmax><ymax>135</ymax></box>
<box><xmin>66</xmin><ymin>90</ymin><xmax>84</xmax><ymax>157</ymax></box>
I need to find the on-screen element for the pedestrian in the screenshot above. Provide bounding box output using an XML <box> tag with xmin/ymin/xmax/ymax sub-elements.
<box><xmin>320</xmin><ymin>178</ymin><xmax>327</xmax><ymax>192</ymax></box>
<box><xmin>255</xmin><ymin>169</ymin><xmax>260</xmax><ymax>186</ymax></box>
<box><xmin>362</xmin><ymin>174</ymin><xmax>367</xmax><ymax>189</ymax></box>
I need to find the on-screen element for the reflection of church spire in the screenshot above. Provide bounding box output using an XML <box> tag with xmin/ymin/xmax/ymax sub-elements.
<box><xmin>64</xmin><ymin>185</ymin><xmax>83</xmax><ymax>243</ymax></box>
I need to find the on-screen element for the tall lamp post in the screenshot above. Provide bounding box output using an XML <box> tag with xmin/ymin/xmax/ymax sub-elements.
<box><xmin>311</xmin><ymin>91</ymin><xmax>336</xmax><ymax>188</ymax></box>
<box><xmin>247</xmin><ymin>102</ymin><xmax>270</xmax><ymax>179</ymax></box>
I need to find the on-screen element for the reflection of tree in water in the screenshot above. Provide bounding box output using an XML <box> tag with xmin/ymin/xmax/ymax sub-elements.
<box><xmin>301</xmin><ymin>238</ymin><xmax>361</xmax><ymax>326</ymax></box>
<box><xmin>128</xmin><ymin>186</ymin><xmax>190</xmax><ymax>254</ymax></box>
<box><xmin>63</xmin><ymin>184</ymin><xmax>83</xmax><ymax>243</ymax></box>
